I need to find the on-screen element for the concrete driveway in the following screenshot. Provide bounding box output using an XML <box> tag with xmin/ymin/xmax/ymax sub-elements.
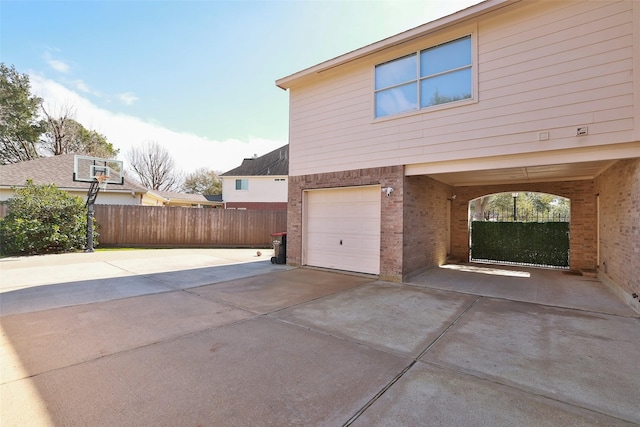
<box><xmin>1</xmin><ymin>250</ymin><xmax>639</xmax><ymax>426</ymax></box>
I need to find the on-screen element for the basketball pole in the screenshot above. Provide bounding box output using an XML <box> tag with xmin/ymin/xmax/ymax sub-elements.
<box><xmin>86</xmin><ymin>204</ymin><xmax>95</xmax><ymax>252</ymax></box>
<box><xmin>85</xmin><ymin>175</ymin><xmax>106</xmax><ymax>253</ymax></box>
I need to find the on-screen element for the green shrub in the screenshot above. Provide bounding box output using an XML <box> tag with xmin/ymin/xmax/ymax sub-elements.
<box><xmin>0</xmin><ymin>180</ymin><xmax>91</xmax><ymax>255</ymax></box>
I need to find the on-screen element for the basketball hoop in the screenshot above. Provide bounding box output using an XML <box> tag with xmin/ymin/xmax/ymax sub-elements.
<box><xmin>95</xmin><ymin>174</ymin><xmax>110</xmax><ymax>191</ymax></box>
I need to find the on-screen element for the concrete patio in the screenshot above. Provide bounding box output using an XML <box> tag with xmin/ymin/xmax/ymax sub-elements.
<box><xmin>1</xmin><ymin>249</ymin><xmax>638</xmax><ymax>426</ymax></box>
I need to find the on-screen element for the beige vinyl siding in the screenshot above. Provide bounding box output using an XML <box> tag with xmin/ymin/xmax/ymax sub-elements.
<box><xmin>288</xmin><ymin>1</ymin><xmax>635</xmax><ymax>177</ymax></box>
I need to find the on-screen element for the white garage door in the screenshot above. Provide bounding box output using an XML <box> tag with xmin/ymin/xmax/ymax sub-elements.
<box><xmin>304</xmin><ymin>186</ymin><xmax>381</xmax><ymax>275</ymax></box>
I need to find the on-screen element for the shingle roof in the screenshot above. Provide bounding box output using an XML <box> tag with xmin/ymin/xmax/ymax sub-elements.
<box><xmin>221</xmin><ymin>145</ymin><xmax>288</xmax><ymax>176</ymax></box>
<box><xmin>0</xmin><ymin>154</ymin><xmax>147</xmax><ymax>193</ymax></box>
<box><xmin>149</xmin><ymin>190</ymin><xmax>215</xmax><ymax>204</ymax></box>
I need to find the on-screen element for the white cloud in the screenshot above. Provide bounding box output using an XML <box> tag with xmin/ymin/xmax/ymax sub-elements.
<box><xmin>29</xmin><ymin>74</ymin><xmax>286</xmax><ymax>174</ymax></box>
<box><xmin>43</xmin><ymin>51</ymin><xmax>71</xmax><ymax>73</ymax></box>
<box><xmin>72</xmin><ymin>79</ymin><xmax>103</xmax><ymax>98</ymax></box>
<box><xmin>47</xmin><ymin>59</ymin><xmax>70</xmax><ymax>73</ymax></box>
<box><xmin>74</xmin><ymin>80</ymin><xmax>91</xmax><ymax>93</ymax></box>
<box><xmin>117</xmin><ymin>92</ymin><xmax>139</xmax><ymax>105</ymax></box>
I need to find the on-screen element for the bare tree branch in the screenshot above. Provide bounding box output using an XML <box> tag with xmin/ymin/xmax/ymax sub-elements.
<box><xmin>40</xmin><ymin>103</ymin><xmax>118</xmax><ymax>158</ymax></box>
<box><xmin>41</xmin><ymin>103</ymin><xmax>75</xmax><ymax>155</ymax></box>
<box><xmin>126</xmin><ymin>141</ymin><xmax>183</xmax><ymax>191</ymax></box>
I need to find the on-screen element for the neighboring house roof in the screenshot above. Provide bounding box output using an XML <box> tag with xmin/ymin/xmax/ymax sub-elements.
<box><xmin>205</xmin><ymin>194</ymin><xmax>223</xmax><ymax>202</ymax></box>
<box><xmin>221</xmin><ymin>145</ymin><xmax>288</xmax><ymax>176</ymax></box>
<box><xmin>148</xmin><ymin>190</ymin><xmax>222</xmax><ymax>207</ymax></box>
<box><xmin>0</xmin><ymin>153</ymin><xmax>147</xmax><ymax>194</ymax></box>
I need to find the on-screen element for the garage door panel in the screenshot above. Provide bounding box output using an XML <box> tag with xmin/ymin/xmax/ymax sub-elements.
<box><xmin>305</xmin><ymin>186</ymin><xmax>381</xmax><ymax>275</ymax></box>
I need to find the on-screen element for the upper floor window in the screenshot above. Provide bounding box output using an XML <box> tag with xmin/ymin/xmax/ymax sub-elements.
<box><xmin>375</xmin><ymin>35</ymin><xmax>472</xmax><ymax>118</ymax></box>
<box><xmin>235</xmin><ymin>179</ymin><xmax>248</xmax><ymax>190</ymax></box>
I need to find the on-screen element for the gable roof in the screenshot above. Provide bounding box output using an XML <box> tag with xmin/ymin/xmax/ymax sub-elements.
<box><xmin>0</xmin><ymin>154</ymin><xmax>147</xmax><ymax>193</ymax></box>
<box><xmin>221</xmin><ymin>145</ymin><xmax>288</xmax><ymax>177</ymax></box>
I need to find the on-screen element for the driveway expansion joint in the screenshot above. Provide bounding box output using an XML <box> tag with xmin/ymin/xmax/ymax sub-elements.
<box><xmin>335</xmin><ymin>295</ymin><xmax>486</xmax><ymax>426</ymax></box>
<box><xmin>342</xmin><ymin>360</ymin><xmax>417</xmax><ymax>427</ymax></box>
<box><xmin>416</xmin><ymin>295</ymin><xmax>482</xmax><ymax>360</ymax></box>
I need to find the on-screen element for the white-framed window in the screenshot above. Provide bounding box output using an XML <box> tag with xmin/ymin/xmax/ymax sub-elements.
<box><xmin>235</xmin><ymin>179</ymin><xmax>249</xmax><ymax>190</ymax></box>
<box><xmin>374</xmin><ymin>35</ymin><xmax>472</xmax><ymax>118</ymax></box>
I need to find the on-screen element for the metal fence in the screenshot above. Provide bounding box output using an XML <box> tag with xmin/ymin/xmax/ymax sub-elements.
<box><xmin>472</xmin><ymin>208</ymin><xmax>569</xmax><ymax>223</ymax></box>
<box><xmin>93</xmin><ymin>205</ymin><xmax>287</xmax><ymax>248</ymax></box>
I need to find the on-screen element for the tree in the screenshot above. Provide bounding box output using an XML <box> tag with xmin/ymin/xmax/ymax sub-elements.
<box><xmin>0</xmin><ymin>180</ymin><xmax>88</xmax><ymax>255</ymax></box>
<box><xmin>471</xmin><ymin>196</ymin><xmax>489</xmax><ymax>220</ymax></box>
<box><xmin>487</xmin><ymin>192</ymin><xmax>517</xmax><ymax>214</ymax></box>
<box><xmin>0</xmin><ymin>63</ymin><xmax>46</xmax><ymax>164</ymax></box>
<box><xmin>182</xmin><ymin>168</ymin><xmax>222</xmax><ymax>195</ymax></box>
<box><xmin>126</xmin><ymin>141</ymin><xmax>182</xmax><ymax>191</ymax></box>
<box><xmin>41</xmin><ymin>104</ymin><xmax>118</xmax><ymax>158</ymax></box>
<box><xmin>471</xmin><ymin>192</ymin><xmax>571</xmax><ymax>222</ymax></box>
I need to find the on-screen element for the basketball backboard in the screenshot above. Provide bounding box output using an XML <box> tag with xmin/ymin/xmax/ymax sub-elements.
<box><xmin>73</xmin><ymin>155</ymin><xmax>124</xmax><ymax>185</ymax></box>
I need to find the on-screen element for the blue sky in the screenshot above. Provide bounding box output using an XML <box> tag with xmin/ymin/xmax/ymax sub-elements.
<box><xmin>1</xmin><ymin>0</ymin><xmax>480</xmax><ymax>173</ymax></box>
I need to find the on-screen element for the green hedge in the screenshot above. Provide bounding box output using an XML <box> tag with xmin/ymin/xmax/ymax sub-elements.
<box><xmin>471</xmin><ymin>221</ymin><xmax>569</xmax><ymax>267</ymax></box>
<box><xmin>0</xmin><ymin>180</ymin><xmax>89</xmax><ymax>255</ymax></box>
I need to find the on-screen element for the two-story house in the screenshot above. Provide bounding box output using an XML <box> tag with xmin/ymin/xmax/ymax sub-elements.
<box><xmin>276</xmin><ymin>0</ymin><xmax>640</xmax><ymax>306</ymax></box>
<box><xmin>220</xmin><ymin>145</ymin><xmax>288</xmax><ymax>210</ymax></box>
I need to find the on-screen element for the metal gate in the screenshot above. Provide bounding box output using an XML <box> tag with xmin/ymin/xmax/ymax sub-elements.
<box><xmin>470</xmin><ymin>221</ymin><xmax>569</xmax><ymax>268</ymax></box>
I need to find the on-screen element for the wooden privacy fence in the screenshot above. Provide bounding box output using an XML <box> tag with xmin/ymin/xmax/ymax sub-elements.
<box><xmin>94</xmin><ymin>205</ymin><xmax>287</xmax><ymax>248</ymax></box>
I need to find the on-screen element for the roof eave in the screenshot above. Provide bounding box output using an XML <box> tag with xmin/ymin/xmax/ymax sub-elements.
<box><xmin>276</xmin><ymin>0</ymin><xmax>517</xmax><ymax>90</ymax></box>
<box><xmin>220</xmin><ymin>173</ymin><xmax>288</xmax><ymax>178</ymax></box>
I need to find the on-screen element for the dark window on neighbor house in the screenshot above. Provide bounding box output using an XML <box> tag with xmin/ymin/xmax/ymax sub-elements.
<box><xmin>235</xmin><ymin>179</ymin><xmax>248</xmax><ymax>190</ymax></box>
<box><xmin>375</xmin><ymin>35</ymin><xmax>472</xmax><ymax>118</ymax></box>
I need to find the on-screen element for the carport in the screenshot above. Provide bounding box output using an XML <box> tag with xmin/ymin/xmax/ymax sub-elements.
<box><xmin>410</xmin><ymin>160</ymin><xmax>611</xmax><ymax>274</ymax></box>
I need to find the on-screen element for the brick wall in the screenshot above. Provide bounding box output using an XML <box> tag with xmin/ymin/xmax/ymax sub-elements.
<box><xmin>451</xmin><ymin>180</ymin><xmax>597</xmax><ymax>271</ymax></box>
<box><xmin>595</xmin><ymin>158</ymin><xmax>640</xmax><ymax>305</ymax></box>
<box><xmin>403</xmin><ymin>175</ymin><xmax>452</xmax><ymax>276</ymax></box>
<box><xmin>288</xmin><ymin>165</ymin><xmax>633</xmax><ymax>286</ymax></box>
<box><xmin>287</xmin><ymin>166</ymin><xmax>404</xmax><ymax>280</ymax></box>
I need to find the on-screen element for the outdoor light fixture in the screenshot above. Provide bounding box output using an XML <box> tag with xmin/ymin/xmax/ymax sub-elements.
<box><xmin>512</xmin><ymin>192</ymin><xmax>518</xmax><ymax>221</ymax></box>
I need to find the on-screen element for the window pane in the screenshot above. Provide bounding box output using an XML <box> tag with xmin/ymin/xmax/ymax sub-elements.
<box><xmin>420</xmin><ymin>36</ymin><xmax>471</xmax><ymax>77</ymax></box>
<box><xmin>375</xmin><ymin>54</ymin><xmax>417</xmax><ymax>89</ymax></box>
<box><xmin>420</xmin><ymin>67</ymin><xmax>472</xmax><ymax>108</ymax></box>
<box><xmin>375</xmin><ymin>82</ymin><xmax>418</xmax><ymax>117</ymax></box>
<box><xmin>235</xmin><ymin>179</ymin><xmax>248</xmax><ymax>190</ymax></box>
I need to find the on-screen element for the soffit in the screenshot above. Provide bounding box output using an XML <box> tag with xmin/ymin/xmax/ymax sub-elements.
<box><xmin>427</xmin><ymin>160</ymin><xmax>616</xmax><ymax>187</ymax></box>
